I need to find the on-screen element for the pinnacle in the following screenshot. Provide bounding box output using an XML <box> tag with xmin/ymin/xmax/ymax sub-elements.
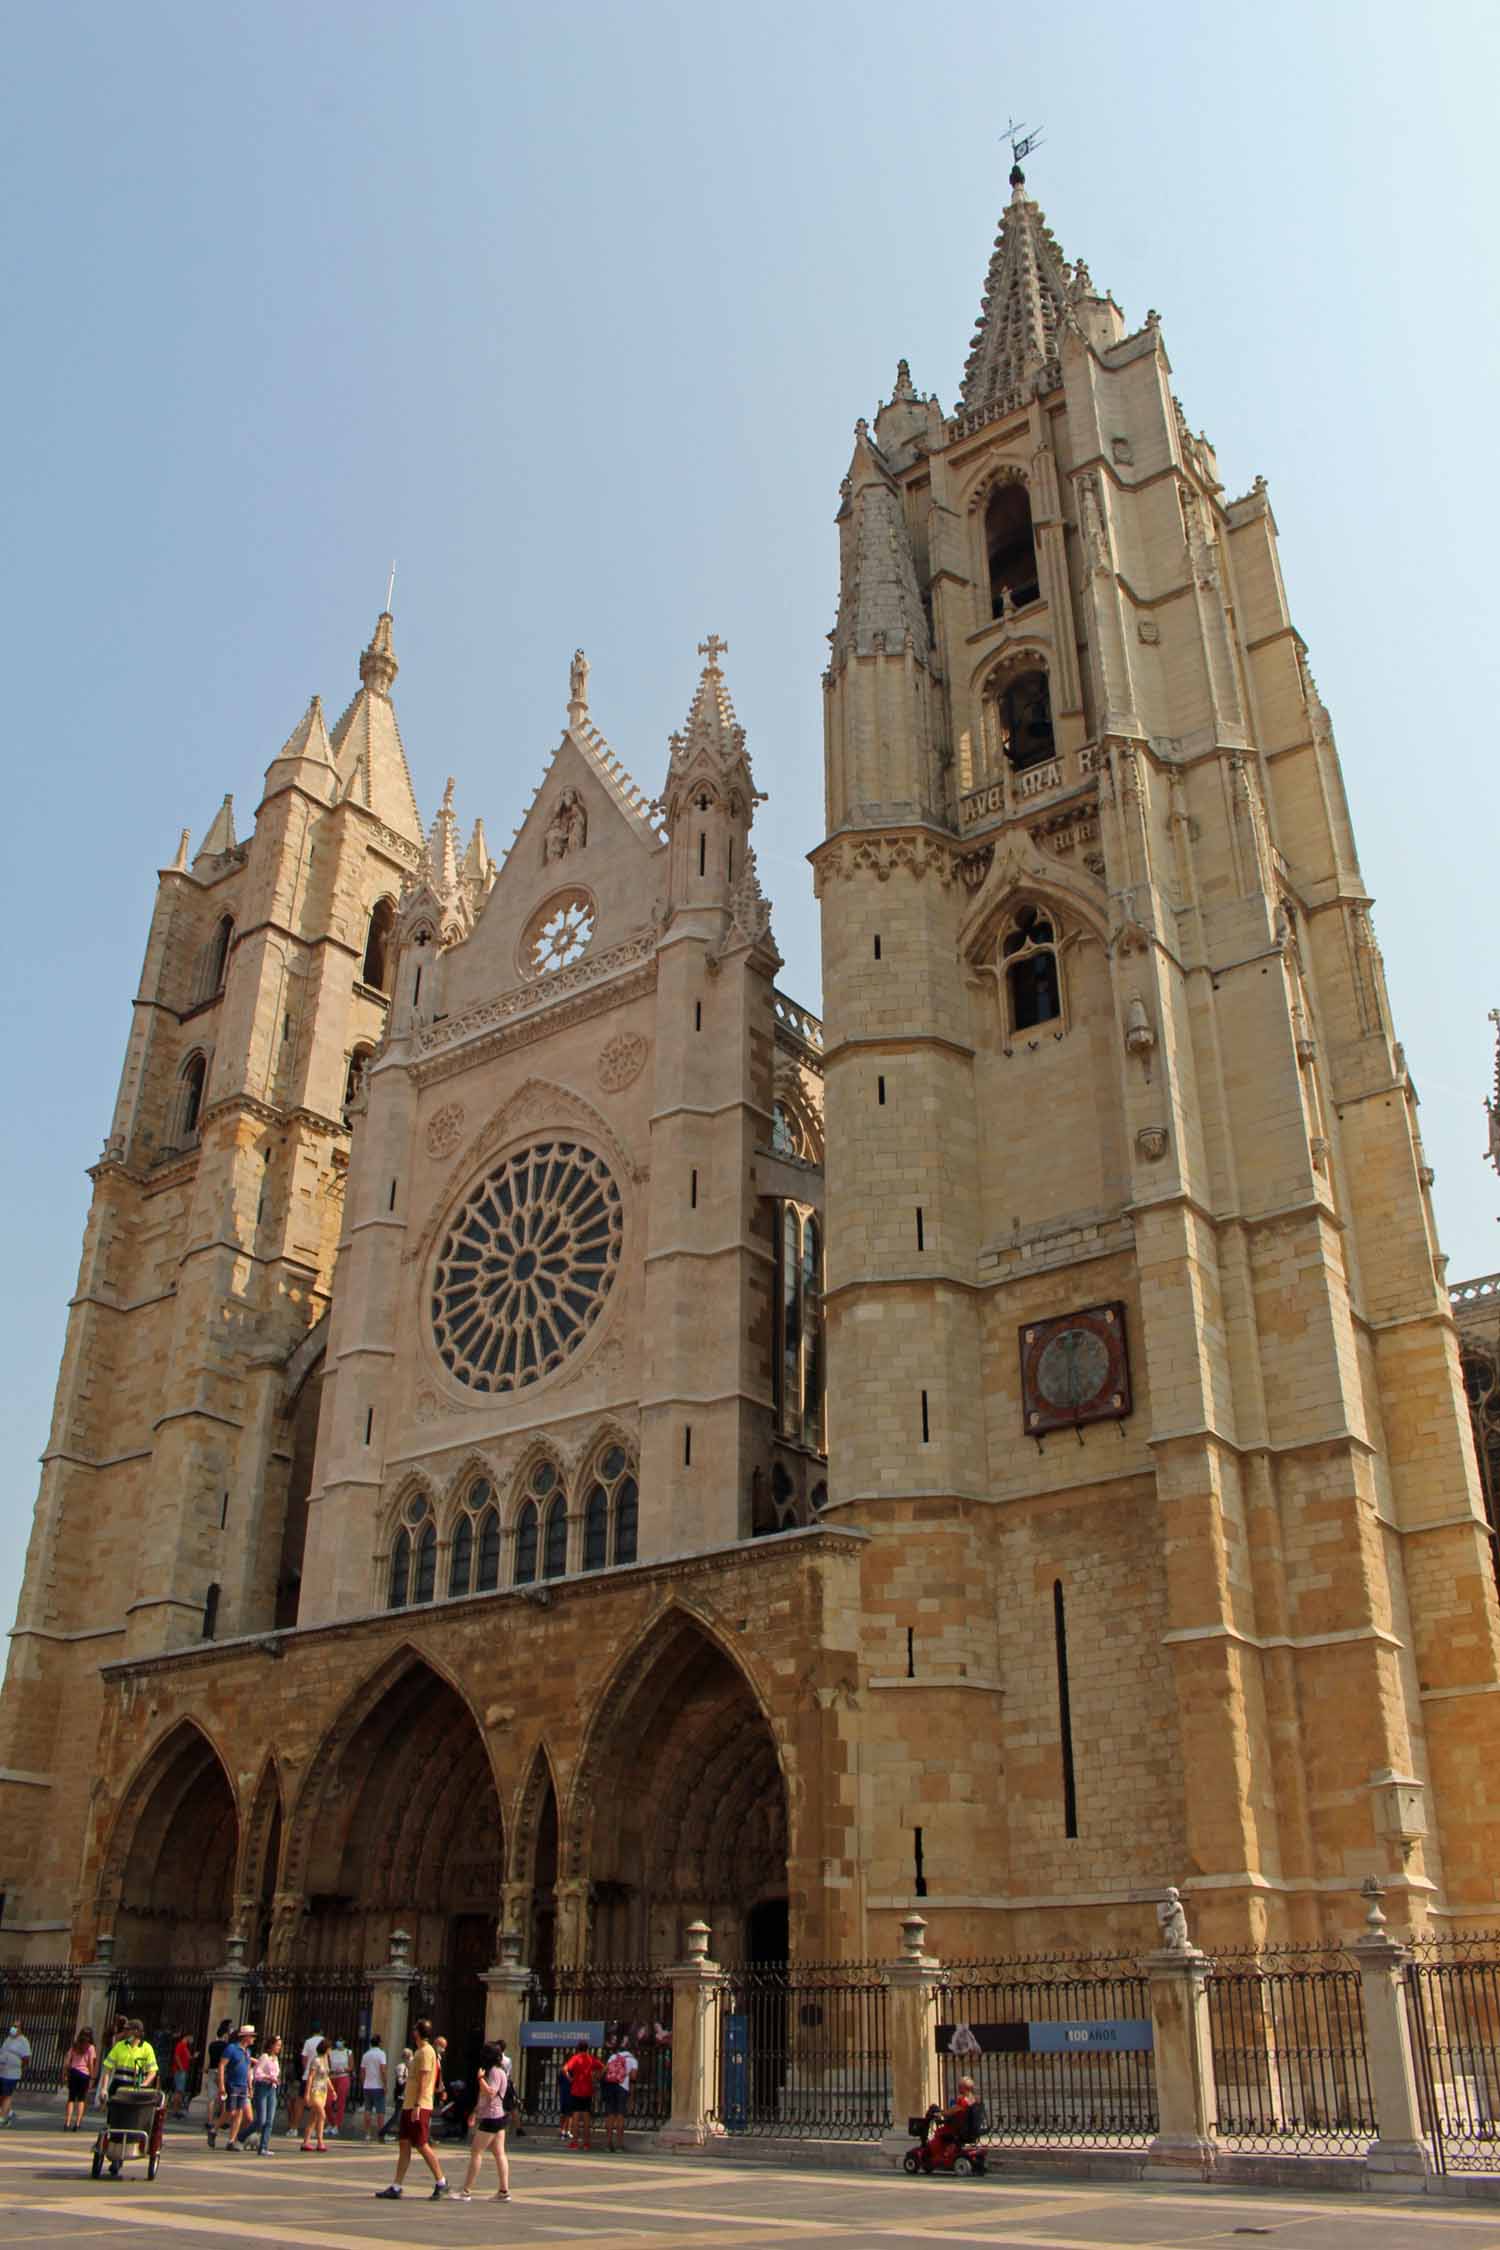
<box><xmin>671</xmin><ymin>635</ymin><xmax>749</xmax><ymax>776</ymax></box>
<box><xmin>359</xmin><ymin>609</ymin><xmax>398</xmax><ymax>697</ymax></box>
<box><xmin>959</xmin><ymin>179</ymin><xmax>1075</xmax><ymax>418</ymax></box>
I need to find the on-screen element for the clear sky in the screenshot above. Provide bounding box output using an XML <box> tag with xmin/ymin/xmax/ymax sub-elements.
<box><xmin>2</xmin><ymin>0</ymin><xmax>1497</xmax><ymax>1635</ymax></box>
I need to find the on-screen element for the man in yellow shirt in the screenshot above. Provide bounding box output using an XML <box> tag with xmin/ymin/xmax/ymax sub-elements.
<box><xmin>375</xmin><ymin>2018</ymin><xmax>449</xmax><ymax>2199</ymax></box>
<box><xmin>100</xmin><ymin>2021</ymin><xmax>159</xmax><ymax>2089</ymax></box>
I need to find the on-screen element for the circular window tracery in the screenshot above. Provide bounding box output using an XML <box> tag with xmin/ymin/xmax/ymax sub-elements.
<box><xmin>524</xmin><ymin>889</ymin><xmax>596</xmax><ymax>976</ymax></box>
<box><xmin>431</xmin><ymin>1139</ymin><xmax>623</xmax><ymax>1393</ymax></box>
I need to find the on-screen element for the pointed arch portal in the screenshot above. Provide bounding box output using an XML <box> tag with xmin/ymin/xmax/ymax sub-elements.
<box><xmin>573</xmin><ymin>1612</ymin><xmax>788</xmax><ymax>1964</ymax></box>
<box><xmin>295</xmin><ymin>1657</ymin><xmax>503</xmax><ymax>1972</ymax></box>
<box><xmin>111</xmin><ymin>1725</ymin><xmax>237</xmax><ymax>1968</ymax></box>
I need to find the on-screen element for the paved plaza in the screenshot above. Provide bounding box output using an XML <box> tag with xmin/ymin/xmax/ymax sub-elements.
<box><xmin>0</xmin><ymin>2112</ymin><xmax>1497</xmax><ymax>2250</ymax></box>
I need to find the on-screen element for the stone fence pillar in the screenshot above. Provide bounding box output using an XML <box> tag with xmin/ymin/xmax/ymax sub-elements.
<box><xmin>207</xmin><ymin>1930</ymin><xmax>250</xmax><ymax>2052</ymax></box>
<box><xmin>661</xmin><ymin>1919</ymin><xmax>720</xmax><ymax>2150</ymax></box>
<box><xmin>367</xmin><ymin>1928</ymin><xmax>414</xmax><ymax>2099</ymax></box>
<box><xmin>76</xmin><ymin>1934</ymin><xmax>116</xmax><ymax>2046</ymax></box>
<box><xmin>482</xmin><ymin>1926</ymin><xmax>532</xmax><ymax>2061</ymax></box>
<box><xmin>1351</xmin><ymin>1890</ymin><xmax>1432</xmax><ymax>2192</ymax></box>
<box><xmin>1144</xmin><ymin>1944</ymin><xmax>1217</xmax><ymax>2179</ymax></box>
<box><xmin>880</xmin><ymin>1914</ymin><xmax>941</xmax><ymax>2166</ymax></box>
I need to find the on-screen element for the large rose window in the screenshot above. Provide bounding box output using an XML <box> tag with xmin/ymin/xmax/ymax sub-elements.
<box><xmin>524</xmin><ymin>889</ymin><xmax>595</xmax><ymax>975</ymax></box>
<box><xmin>431</xmin><ymin>1140</ymin><xmax>622</xmax><ymax>1393</ymax></box>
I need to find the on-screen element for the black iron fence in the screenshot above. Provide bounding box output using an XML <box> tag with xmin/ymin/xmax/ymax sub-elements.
<box><xmin>1207</xmin><ymin>1949</ymin><xmax>1375</xmax><ymax>2151</ymax></box>
<box><xmin>0</xmin><ymin>1963</ymin><xmax>82</xmax><ymax>2089</ymax></box>
<box><xmin>407</xmin><ymin>1964</ymin><xmax>487</xmax><ymax>2097</ymax></box>
<box><xmin>1407</xmin><ymin>1937</ymin><xmax>1500</xmax><ymax>2174</ymax></box>
<box><xmin>708</xmin><ymin>1962</ymin><xmax>891</xmax><ymax>2140</ymax></box>
<box><xmin>521</xmin><ymin>1964</ymin><xmax>674</xmax><ymax>2130</ymax></box>
<box><xmin>938</xmin><ymin>1954</ymin><xmax>1156</xmax><ymax>2146</ymax></box>
<box><xmin>103</xmin><ymin>1965</ymin><xmax>215</xmax><ymax>2099</ymax></box>
<box><xmin>238</xmin><ymin>1966</ymin><xmax>374</xmax><ymax>2080</ymax></box>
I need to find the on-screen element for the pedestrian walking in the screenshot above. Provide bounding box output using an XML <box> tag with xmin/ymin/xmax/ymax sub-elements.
<box><xmin>359</xmin><ymin>2035</ymin><xmax>388</xmax><ymax>2140</ymax></box>
<box><xmin>601</xmin><ymin>2037</ymin><xmax>638</xmax><ymax>2150</ymax></box>
<box><xmin>326</xmin><ymin>2034</ymin><xmax>352</xmax><ymax>2135</ymax></box>
<box><xmin>377</xmin><ymin>2048</ymin><xmax>410</xmax><ymax>2140</ymax></box>
<box><xmin>374</xmin><ymin>2017</ymin><xmax>449</xmax><ymax>2199</ymax></box>
<box><xmin>289</xmin><ymin>2020</ymin><xmax>322</xmax><ymax>2139</ymax></box>
<box><xmin>0</xmin><ymin>2024</ymin><xmax>32</xmax><ymax>2126</ymax></box>
<box><xmin>454</xmin><ymin>2042</ymin><xmax>511</xmax><ymax>2202</ymax></box>
<box><xmin>204</xmin><ymin>2018</ymin><xmax>232</xmax><ymax>2144</ymax></box>
<box><xmin>169</xmin><ymin>2029</ymin><xmax>194</xmax><ymax>2117</ymax></box>
<box><xmin>301</xmin><ymin>2038</ymin><xmax>333</xmax><ymax>2151</ymax></box>
<box><xmin>220</xmin><ymin>2025</ymin><xmax>254</xmax><ymax>2150</ymax></box>
<box><xmin>62</xmin><ymin>2026</ymin><xmax>96</xmax><ymax>2130</ymax></box>
<box><xmin>250</xmin><ymin>2034</ymin><xmax>282</xmax><ymax>2155</ymax></box>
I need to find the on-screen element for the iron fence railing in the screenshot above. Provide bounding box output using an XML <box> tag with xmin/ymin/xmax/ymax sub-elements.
<box><xmin>238</xmin><ymin>1965</ymin><xmax>374</xmax><ymax>2086</ymax></box>
<box><xmin>0</xmin><ymin>1963</ymin><xmax>82</xmax><ymax>2089</ymax></box>
<box><xmin>1207</xmin><ymin>1949</ymin><xmax>1374</xmax><ymax>2151</ymax></box>
<box><xmin>936</xmin><ymin>1955</ymin><xmax>1156</xmax><ymax>2146</ymax></box>
<box><xmin>1406</xmin><ymin>1936</ymin><xmax>1500</xmax><ymax>2174</ymax></box>
<box><xmin>102</xmin><ymin>1965</ymin><xmax>215</xmax><ymax>2098</ymax></box>
<box><xmin>708</xmin><ymin>1961</ymin><xmax>891</xmax><ymax>2140</ymax></box>
<box><xmin>521</xmin><ymin>1964</ymin><xmax>674</xmax><ymax>2130</ymax></box>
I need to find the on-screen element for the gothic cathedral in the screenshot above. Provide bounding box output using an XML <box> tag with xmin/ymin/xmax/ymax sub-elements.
<box><xmin>3</xmin><ymin>169</ymin><xmax>1496</xmax><ymax>1977</ymax></box>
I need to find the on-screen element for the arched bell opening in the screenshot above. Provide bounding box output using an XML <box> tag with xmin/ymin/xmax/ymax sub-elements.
<box><xmin>296</xmin><ymin>1658</ymin><xmax>502</xmax><ymax>1978</ymax></box>
<box><xmin>573</xmin><ymin>1613</ymin><xmax>788</xmax><ymax>1964</ymax></box>
<box><xmin>109</xmin><ymin>1724</ymin><xmax>238</xmax><ymax>1968</ymax></box>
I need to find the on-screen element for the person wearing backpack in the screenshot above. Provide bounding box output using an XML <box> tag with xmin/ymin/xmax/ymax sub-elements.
<box><xmin>600</xmin><ymin>2039</ymin><xmax>638</xmax><ymax>2151</ymax></box>
<box><xmin>454</xmin><ymin>2042</ymin><xmax>511</xmax><ymax>2202</ymax></box>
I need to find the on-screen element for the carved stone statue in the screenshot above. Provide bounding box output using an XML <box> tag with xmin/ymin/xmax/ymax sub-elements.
<box><xmin>1156</xmin><ymin>1885</ymin><xmax>1191</xmax><ymax>1951</ymax></box>
<box><xmin>569</xmin><ymin>647</ymin><xmax>590</xmax><ymax>718</ymax></box>
<box><xmin>544</xmin><ymin>786</ymin><xmax>587</xmax><ymax>863</ymax></box>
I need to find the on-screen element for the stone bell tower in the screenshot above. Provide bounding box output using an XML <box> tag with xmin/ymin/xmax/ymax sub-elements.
<box><xmin>814</xmin><ymin>162</ymin><xmax>1500</xmax><ymax>1939</ymax></box>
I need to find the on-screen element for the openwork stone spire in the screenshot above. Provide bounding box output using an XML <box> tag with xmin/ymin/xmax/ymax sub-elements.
<box><xmin>668</xmin><ymin>634</ymin><xmax>751</xmax><ymax>781</ymax></box>
<box><xmin>959</xmin><ymin>166</ymin><xmax>1074</xmax><ymax>418</ymax></box>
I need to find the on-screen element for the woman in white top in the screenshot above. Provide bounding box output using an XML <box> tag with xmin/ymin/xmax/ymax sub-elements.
<box><xmin>455</xmin><ymin>2042</ymin><xmax>511</xmax><ymax>2202</ymax></box>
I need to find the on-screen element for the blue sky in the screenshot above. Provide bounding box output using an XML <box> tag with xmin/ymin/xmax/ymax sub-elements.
<box><xmin>2</xmin><ymin>0</ymin><xmax>1497</xmax><ymax>1632</ymax></box>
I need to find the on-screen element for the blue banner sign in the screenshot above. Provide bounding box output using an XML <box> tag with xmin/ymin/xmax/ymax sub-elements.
<box><xmin>1028</xmin><ymin>2018</ymin><xmax>1153</xmax><ymax>2054</ymax></box>
<box><xmin>520</xmin><ymin>2019</ymin><xmax>605</xmax><ymax>2049</ymax></box>
<box><xmin>937</xmin><ymin>2018</ymin><xmax>1152</xmax><ymax>2055</ymax></box>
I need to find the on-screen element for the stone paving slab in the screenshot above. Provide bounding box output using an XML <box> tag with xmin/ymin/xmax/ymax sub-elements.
<box><xmin>3</xmin><ymin>2112</ymin><xmax>1500</xmax><ymax>2250</ymax></box>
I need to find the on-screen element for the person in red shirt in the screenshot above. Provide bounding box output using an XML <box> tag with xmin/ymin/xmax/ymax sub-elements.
<box><xmin>560</xmin><ymin>2042</ymin><xmax>600</xmax><ymax>2150</ymax></box>
<box><xmin>169</xmin><ymin>2032</ymin><xmax>194</xmax><ymax>2119</ymax></box>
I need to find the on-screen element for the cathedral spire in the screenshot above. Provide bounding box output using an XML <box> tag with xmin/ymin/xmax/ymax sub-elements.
<box><xmin>329</xmin><ymin>606</ymin><xmax>423</xmax><ymax>846</ymax></box>
<box><xmin>667</xmin><ymin>634</ymin><xmax>750</xmax><ymax>781</ymax></box>
<box><xmin>426</xmin><ymin>775</ymin><xmax>461</xmax><ymax>896</ymax></box>
<box><xmin>959</xmin><ymin>165</ymin><xmax>1074</xmax><ymax>418</ymax></box>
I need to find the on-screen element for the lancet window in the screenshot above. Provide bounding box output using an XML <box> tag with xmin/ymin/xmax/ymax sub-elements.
<box><xmin>202</xmin><ymin>914</ymin><xmax>234</xmax><ymax>1000</ymax></box>
<box><xmin>1002</xmin><ymin>903</ymin><xmax>1062</xmax><ymax>1032</ymax></box>
<box><xmin>998</xmin><ymin>669</ymin><xmax>1055</xmax><ymax>772</ymax></box>
<box><xmin>581</xmin><ymin>1445</ymin><xmax>638</xmax><ymax>1571</ymax></box>
<box><xmin>773</xmin><ymin>1204</ymin><xmax>825</xmax><ymax>1451</ymax></box>
<box><xmin>176</xmin><ymin>1051</ymin><xmax>209</xmax><ymax>1145</ymax></box>
<box><xmin>362</xmin><ymin>898</ymin><xmax>397</xmax><ymax>991</ymax></box>
<box><xmin>448</xmin><ymin>1476</ymin><xmax>501</xmax><ymax>1599</ymax></box>
<box><xmin>986</xmin><ymin>480</ymin><xmax>1040</xmax><ymax>617</ymax></box>
<box><xmin>513</xmin><ymin>1456</ymin><xmax>561</xmax><ymax>1586</ymax></box>
<box><xmin>388</xmin><ymin>1493</ymin><xmax>436</xmax><ymax>1609</ymax></box>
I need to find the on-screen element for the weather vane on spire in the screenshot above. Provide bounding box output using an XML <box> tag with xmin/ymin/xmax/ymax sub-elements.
<box><xmin>1002</xmin><ymin>117</ymin><xmax>1044</xmax><ymax>186</ymax></box>
<box><xmin>385</xmin><ymin>560</ymin><xmax>397</xmax><ymax>616</ymax></box>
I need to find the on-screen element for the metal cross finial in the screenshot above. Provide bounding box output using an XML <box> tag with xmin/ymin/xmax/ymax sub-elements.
<box><xmin>698</xmin><ymin>634</ymin><xmax>729</xmax><ymax>669</ymax></box>
<box><xmin>385</xmin><ymin>560</ymin><xmax>397</xmax><ymax>616</ymax></box>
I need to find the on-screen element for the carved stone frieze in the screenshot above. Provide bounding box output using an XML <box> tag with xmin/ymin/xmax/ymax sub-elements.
<box><xmin>812</xmin><ymin>831</ymin><xmax>960</xmax><ymax>893</ymax></box>
<box><xmin>413</xmin><ymin>932</ymin><xmax>656</xmax><ymax>1060</ymax></box>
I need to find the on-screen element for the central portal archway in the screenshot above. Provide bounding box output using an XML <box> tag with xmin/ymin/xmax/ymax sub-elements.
<box><xmin>108</xmin><ymin>1723</ymin><xmax>237</xmax><ymax>1968</ymax></box>
<box><xmin>296</xmin><ymin>1656</ymin><xmax>503</xmax><ymax>2020</ymax></box>
<box><xmin>575</xmin><ymin>1612</ymin><xmax>788</xmax><ymax>1963</ymax></box>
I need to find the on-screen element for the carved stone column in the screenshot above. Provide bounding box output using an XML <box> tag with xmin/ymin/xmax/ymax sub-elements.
<box><xmin>367</xmin><ymin>1928</ymin><xmax>415</xmax><ymax>2100</ymax></box>
<box><xmin>482</xmin><ymin>1926</ymin><xmax>533</xmax><ymax>2060</ymax></box>
<box><xmin>1143</xmin><ymin>1943</ymin><xmax>1217</xmax><ymax>2179</ymax></box>
<box><xmin>1351</xmin><ymin>1885</ymin><xmax>1432</xmax><ymax>2191</ymax></box>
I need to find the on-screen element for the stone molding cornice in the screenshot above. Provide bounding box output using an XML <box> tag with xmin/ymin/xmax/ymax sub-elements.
<box><xmin>413</xmin><ymin>932</ymin><xmax>656</xmax><ymax>1061</ymax></box>
<box><xmin>811</xmin><ymin>824</ymin><xmax>962</xmax><ymax>894</ymax></box>
<box><xmin>822</xmin><ymin>1031</ymin><xmax>977</xmax><ymax>1066</ymax></box>
<box><xmin>1161</xmin><ymin>1620</ymin><xmax>1403</xmax><ymax>1655</ymax></box>
<box><xmin>97</xmin><ymin>1523</ymin><xmax>869</xmax><ymax>1683</ymax></box>
<box><xmin>411</xmin><ymin>958</ymin><xmax>658</xmax><ymax>1090</ymax></box>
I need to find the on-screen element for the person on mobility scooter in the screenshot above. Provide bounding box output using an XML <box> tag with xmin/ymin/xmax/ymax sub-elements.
<box><xmin>902</xmin><ymin>2075</ymin><xmax>990</xmax><ymax>2175</ymax></box>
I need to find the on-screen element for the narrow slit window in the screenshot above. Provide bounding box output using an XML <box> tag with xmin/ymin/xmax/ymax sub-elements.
<box><xmin>1054</xmin><ymin>1579</ymin><xmax>1079</xmax><ymax>1838</ymax></box>
<box><xmin>698</xmin><ymin>832</ymin><xmax>707</xmax><ymax>876</ymax></box>
<box><xmin>684</xmin><ymin>1425</ymin><xmax>693</xmax><ymax>1467</ymax></box>
<box><xmin>413</xmin><ymin>965</ymin><xmax>422</xmax><ymax>1006</ymax></box>
<box><xmin>364</xmin><ymin>1406</ymin><xmax>374</xmax><ymax>1445</ymax></box>
<box><xmin>388</xmin><ymin>1179</ymin><xmax>397</xmax><ymax>1211</ymax></box>
<box><xmin>913</xmin><ymin>1824</ymin><xmax>927</xmax><ymax>1899</ymax></box>
<box><xmin>920</xmin><ymin>1389</ymin><xmax>930</xmax><ymax>1443</ymax></box>
<box><xmin>202</xmin><ymin>1582</ymin><xmax>220</xmax><ymax>1641</ymax></box>
<box><xmin>874</xmin><ymin>933</ymin><xmax>882</xmax><ymax>960</ymax></box>
<box><xmin>695</xmin><ymin>999</ymin><xmax>702</xmax><ymax>1031</ymax></box>
<box><xmin>916</xmin><ymin>1207</ymin><xmax>925</xmax><ymax>1252</ymax></box>
<box><xmin>690</xmin><ymin>1167</ymin><xmax>698</xmax><ymax>1210</ymax></box>
<box><xmin>906</xmin><ymin>1625</ymin><xmax>915</xmax><ymax>1679</ymax></box>
<box><xmin>219</xmin><ymin>1491</ymin><xmax>229</xmax><ymax>1530</ymax></box>
<box><xmin>877</xmin><ymin>1075</ymin><xmax>886</xmax><ymax>1106</ymax></box>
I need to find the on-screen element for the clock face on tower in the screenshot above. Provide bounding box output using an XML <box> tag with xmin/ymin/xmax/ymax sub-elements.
<box><xmin>1019</xmin><ymin>1302</ymin><xmax>1131</xmax><ymax>1435</ymax></box>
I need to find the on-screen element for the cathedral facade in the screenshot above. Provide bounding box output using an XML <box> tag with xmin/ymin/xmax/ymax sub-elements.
<box><xmin>3</xmin><ymin>172</ymin><xmax>1498</xmax><ymax>1979</ymax></box>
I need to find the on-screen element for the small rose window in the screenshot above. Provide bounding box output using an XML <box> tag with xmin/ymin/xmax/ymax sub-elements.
<box><xmin>524</xmin><ymin>889</ymin><xmax>596</xmax><ymax>976</ymax></box>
